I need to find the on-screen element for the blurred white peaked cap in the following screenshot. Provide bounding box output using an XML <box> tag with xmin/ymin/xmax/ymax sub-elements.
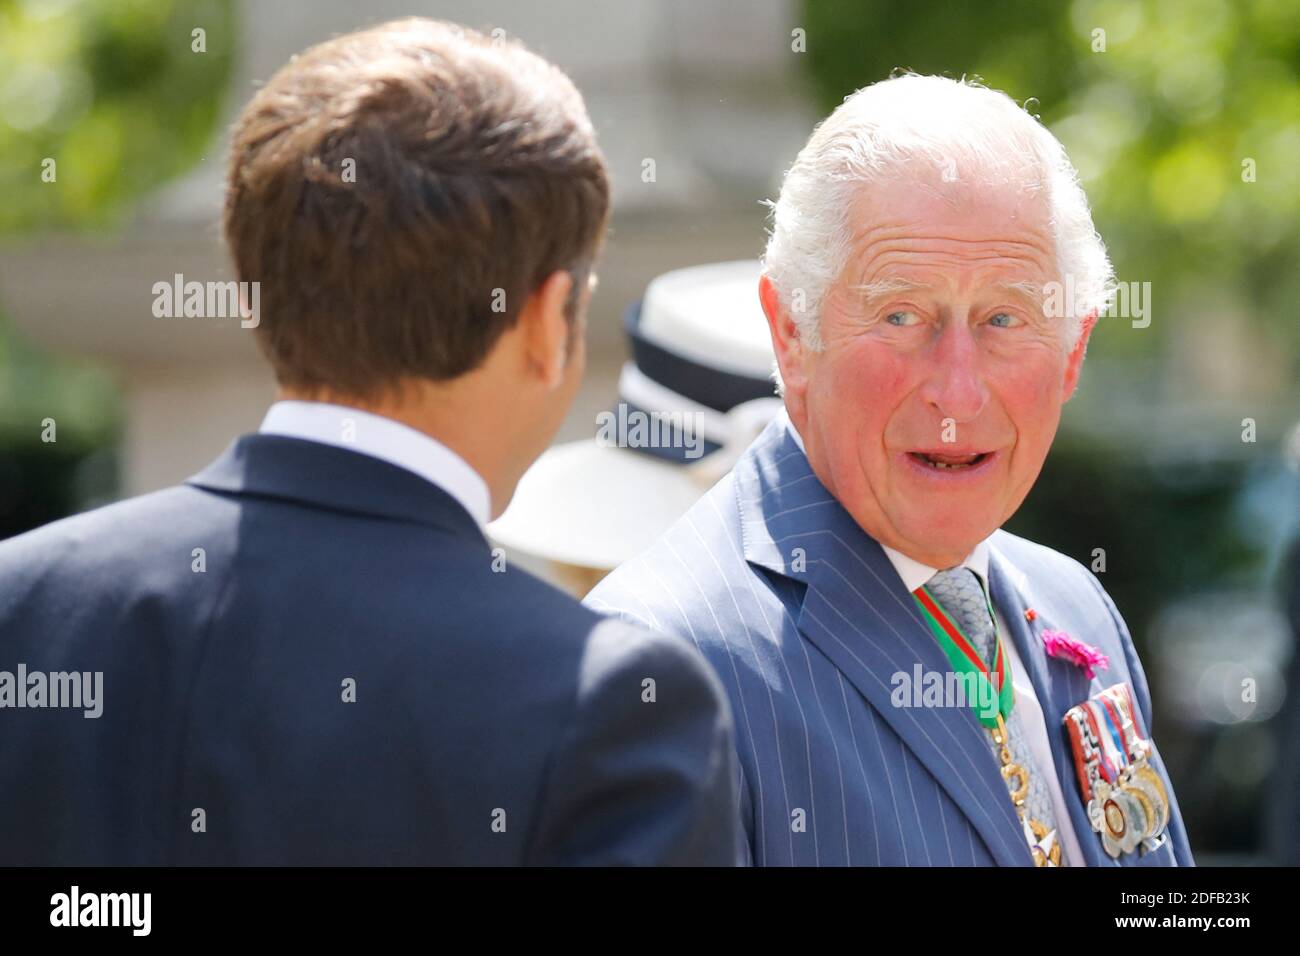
<box><xmin>487</xmin><ymin>260</ymin><xmax>783</xmax><ymax>574</ymax></box>
<box><xmin>639</xmin><ymin>259</ymin><xmax>776</xmax><ymax>378</ymax></box>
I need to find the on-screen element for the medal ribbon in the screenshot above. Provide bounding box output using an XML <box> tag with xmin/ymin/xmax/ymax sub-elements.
<box><xmin>1084</xmin><ymin>704</ymin><xmax>1124</xmax><ymax>782</ymax></box>
<box><xmin>911</xmin><ymin>585</ymin><xmax>1013</xmax><ymax>728</ymax></box>
<box><xmin>1101</xmin><ymin>684</ymin><xmax>1151</xmax><ymax>761</ymax></box>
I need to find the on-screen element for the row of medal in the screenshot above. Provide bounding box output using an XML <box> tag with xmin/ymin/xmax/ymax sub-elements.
<box><xmin>1063</xmin><ymin>682</ymin><xmax>1171</xmax><ymax>859</ymax></box>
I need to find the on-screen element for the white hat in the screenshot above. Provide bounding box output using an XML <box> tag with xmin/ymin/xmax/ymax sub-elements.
<box><xmin>487</xmin><ymin>260</ymin><xmax>782</xmax><ymax>573</ymax></box>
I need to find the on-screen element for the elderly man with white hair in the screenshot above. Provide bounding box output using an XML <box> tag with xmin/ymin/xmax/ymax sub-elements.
<box><xmin>586</xmin><ymin>74</ymin><xmax>1194</xmax><ymax>867</ymax></box>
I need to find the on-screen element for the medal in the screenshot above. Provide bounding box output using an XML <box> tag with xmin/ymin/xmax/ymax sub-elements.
<box><xmin>1065</xmin><ymin>682</ymin><xmax>1171</xmax><ymax>860</ymax></box>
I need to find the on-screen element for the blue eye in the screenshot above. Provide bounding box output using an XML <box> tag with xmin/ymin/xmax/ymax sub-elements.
<box><xmin>989</xmin><ymin>312</ymin><xmax>1018</xmax><ymax>328</ymax></box>
<box><xmin>886</xmin><ymin>311</ymin><xmax>920</xmax><ymax>327</ymax></box>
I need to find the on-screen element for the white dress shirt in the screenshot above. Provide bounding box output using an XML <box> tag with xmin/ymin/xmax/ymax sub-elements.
<box><xmin>785</xmin><ymin>411</ymin><xmax>1086</xmax><ymax>865</ymax></box>
<box><xmin>259</xmin><ymin>400</ymin><xmax>491</xmax><ymax>528</ymax></box>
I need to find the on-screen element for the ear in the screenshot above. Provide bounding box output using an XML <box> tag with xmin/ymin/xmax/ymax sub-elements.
<box><xmin>1062</xmin><ymin>309</ymin><xmax>1097</xmax><ymax>402</ymax></box>
<box><xmin>759</xmin><ymin>274</ymin><xmax>811</xmax><ymax>397</ymax></box>
<box><xmin>518</xmin><ymin>270</ymin><xmax>575</xmax><ymax>389</ymax></box>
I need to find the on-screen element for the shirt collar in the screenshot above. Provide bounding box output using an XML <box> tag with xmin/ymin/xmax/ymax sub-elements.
<box><xmin>783</xmin><ymin>408</ymin><xmax>992</xmax><ymax>595</ymax></box>
<box><xmin>259</xmin><ymin>400</ymin><xmax>491</xmax><ymax>528</ymax></box>
<box><xmin>881</xmin><ymin>540</ymin><xmax>992</xmax><ymax>596</ymax></box>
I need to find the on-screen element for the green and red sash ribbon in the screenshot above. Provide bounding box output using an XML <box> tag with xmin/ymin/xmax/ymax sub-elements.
<box><xmin>911</xmin><ymin>585</ymin><xmax>1014</xmax><ymax>729</ymax></box>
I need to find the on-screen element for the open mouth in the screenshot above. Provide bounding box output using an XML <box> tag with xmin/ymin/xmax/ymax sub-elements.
<box><xmin>907</xmin><ymin>451</ymin><xmax>992</xmax><ymax>471</ymax></box>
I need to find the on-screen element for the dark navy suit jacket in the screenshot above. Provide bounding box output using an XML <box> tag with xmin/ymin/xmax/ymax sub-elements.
<box><xmin>0</xmin><ymin>434</ymin><xmax>737</xmax><ymax>865</ymax></box>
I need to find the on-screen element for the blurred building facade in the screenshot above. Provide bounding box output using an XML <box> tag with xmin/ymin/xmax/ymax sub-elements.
<box><xmin>0</xmin><ymin>0</ymin><xmax>813</xmax><ymax>494</ymax></box>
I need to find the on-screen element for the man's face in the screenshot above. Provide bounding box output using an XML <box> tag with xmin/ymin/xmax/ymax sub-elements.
<box><xmin>770</xmin><ymin>167</ymin><xmax>1091</xmax><ymax>568</ymax></box>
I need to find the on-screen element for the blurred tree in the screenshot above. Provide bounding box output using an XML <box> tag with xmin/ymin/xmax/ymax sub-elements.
<box><xmin>0</xmin><ymin>0</ymin><xmax>237</xmax><ymax>526</ymax></box>
<box><xmin>0</xmin><ymin>0</ymin><xmax>237</xmax><ymax>231</ymax></box>
<box><xmin>799</xmin><ymin>0</ymin><xmax>1300</xmax><ymax>362</ymax></box>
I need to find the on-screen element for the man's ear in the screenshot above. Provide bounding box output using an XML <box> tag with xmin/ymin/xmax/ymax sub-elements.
<box><xmin>518</xmin><ymin>270</ymin><xmax>575</xmax><ymax>389</ymax></box>
<box><xmin>1062</xmin><ymin>309</ymin><xmax>1097</xmax><ymax>402</ymax></box>
<box><xmin>758</xmin><ymin>274</ymin><xmax>809</xmax><ymax>397</ymax></box>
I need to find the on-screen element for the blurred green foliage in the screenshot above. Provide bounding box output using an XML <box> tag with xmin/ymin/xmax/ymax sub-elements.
<box><xmin>0</xmin><ymin>0</ymin><xmax>237</xmax><ymax>231</ymax></box>
<box><xmin>0</xmin><ymin>0</ymin><xmax>236</xmax><ymax>511</ymax></box>
<box><xmin>0</xmin><ymin>317</ymin><xmax>118</xmax><ymax>443</ymax></box>
<box><xmin>800</xmin><ymin>0</ymin><xmax>1300</xmax><ymax>363</ymax></box>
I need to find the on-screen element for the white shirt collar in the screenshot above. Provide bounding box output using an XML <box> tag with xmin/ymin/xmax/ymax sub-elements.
<box><xmin>259</xmin><ymin>400</ymin><xmax>491</xmax><ymax>528</ymax></box>
<box><xmin>782</xmin><ymin>407</ymin><xmax>992</xmax><ymax>594</ymax></box>
<box><xmin>880</xmin><ymin>539</ymin><xmax>992</xmax><ymax>596</ymax></box>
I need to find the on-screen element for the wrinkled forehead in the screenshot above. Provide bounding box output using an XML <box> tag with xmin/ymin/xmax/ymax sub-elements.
<box><xmin>842</xmin><ymin>156</ymin><xmax>1058</xmax><ymax>282</ymax></box>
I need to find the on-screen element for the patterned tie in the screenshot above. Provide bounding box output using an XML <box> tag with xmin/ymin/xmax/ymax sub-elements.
<box><xmin>924</xmin><ymin>566</ymin><xmax>1068</xmax><ymax>866</ymax></box>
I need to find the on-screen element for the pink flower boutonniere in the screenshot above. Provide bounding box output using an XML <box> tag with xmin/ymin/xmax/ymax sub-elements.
<box><xmin>1042</xmin><ymin>629</ymin><xmax>1110</xmax><ymax>680</ymax></box>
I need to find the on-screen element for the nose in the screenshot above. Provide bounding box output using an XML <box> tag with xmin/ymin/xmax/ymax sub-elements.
<box><xmin>918</xmin><ymin>321</ymin><xmax>988</xmax><ymax>424</ymax></box>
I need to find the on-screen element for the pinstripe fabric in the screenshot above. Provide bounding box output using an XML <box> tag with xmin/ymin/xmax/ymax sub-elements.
<box><xmin>585</xmin><ymin>415</ymin><xmax>1195</xmax><ymax>867</ymax></box>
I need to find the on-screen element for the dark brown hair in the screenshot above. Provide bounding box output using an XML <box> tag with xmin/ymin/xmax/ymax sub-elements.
<box><xmin>223</xmin><ymin>18</ymin><xmax>610</xmax><ymax>396</ymax></box>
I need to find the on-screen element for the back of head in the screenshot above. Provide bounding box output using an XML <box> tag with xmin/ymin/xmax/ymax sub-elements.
<box><xmin>223</xmin><ymin>17</ymin><xmax>610</xmax><ymax>399</ymax></box>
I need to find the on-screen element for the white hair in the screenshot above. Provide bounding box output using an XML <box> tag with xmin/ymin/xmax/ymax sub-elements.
<box><xmin>762</xmin><ymin>73</ymin><xmax>1115</xmax><ymax>354</ymax></box>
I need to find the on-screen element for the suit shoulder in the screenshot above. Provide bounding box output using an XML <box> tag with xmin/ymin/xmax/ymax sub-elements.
<box><xmin>989</xmin><ymin>528</ymin><xmax>1131</xmax><ymax>650</ymax></box>
<box><xmin>481</xmin><ymin>559</ymin><xmax>612</xmax><ymax>638</ymax></box>
<box><xmin>991</xmin><ymin>527</ymin><xmax>1077</xmax><ymax>569</ymax></box>
<box><xmin>578</xmin><ymin>615</ymin><xmax>724</xmax><ymax>694</ymax></box>
<box><xmin>587</xmin><ymin>480</ymin><xmax>748</xmax><ymax>632</ymax></box>
<box><xmin>561</xmin><ymin>614</ymin><xmax>734</xmax><ymax>774</ymax></box>
<box><xmin>990</xmin><ymin>528</ymin><xmax>1105</xmax><ymax>593</ymax></box>
<box><xmin>0</xmin><ymin>484</ymin><xmax>223</xmax><ymax>572</ymax></box>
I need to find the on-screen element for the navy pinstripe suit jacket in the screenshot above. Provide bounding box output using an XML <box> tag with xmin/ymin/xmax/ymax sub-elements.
<box><xmin>586</xmin><ymin>415</ymin><xmax>1195</xmax><ymax>867</ymax></box>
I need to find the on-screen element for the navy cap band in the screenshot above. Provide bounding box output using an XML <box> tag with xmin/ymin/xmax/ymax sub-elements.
<box><xmin>623</xmin><ymin>302</ymin><xmax>776</xmax><ymax>413</ymax></box>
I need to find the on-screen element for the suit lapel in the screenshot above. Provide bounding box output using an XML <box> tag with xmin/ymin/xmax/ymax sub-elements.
<box><xmin>986</xmin><ymin>545</ymin><xmax>1114</xmax><ymax>866</ymax></box>
<box><xmin>737</xmin><ymin>418</ymin><xmax>1031</xmax><ymax>867</ymax></box>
